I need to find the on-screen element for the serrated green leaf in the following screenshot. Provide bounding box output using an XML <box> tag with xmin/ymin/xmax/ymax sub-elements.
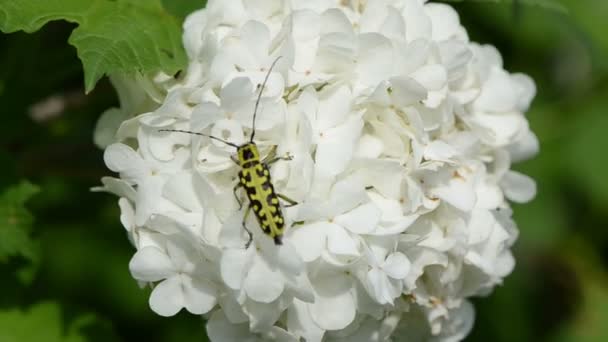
<box><xmin>0</xmin><ymin>302</ymin><xmax>102</xmax><ymax>342</ymax></box>
<box><xmin>0</xmin><ymin>181</ymin><xmax>39</xmax><ymax>266</ymax></box>
<box><xmin>0</xmin><ymin>0</ymin><xmax>187</xmax><ymax>93</ymax></box>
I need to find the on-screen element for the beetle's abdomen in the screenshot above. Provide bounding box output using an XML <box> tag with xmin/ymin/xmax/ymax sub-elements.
<box><xmin>239</xmin><ymin>162</ymin><xmax>285</xmax><ymax>244</ymax></box>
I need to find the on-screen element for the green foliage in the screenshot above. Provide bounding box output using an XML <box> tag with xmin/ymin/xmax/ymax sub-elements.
<box><xmin>0</xmin><ymin>181</ymin><xmax>39</xmax><ymax>283</ymax></box>
<box><xmin>566</xmin><ymin>101</ymin><xmax>608</xmax><ymax>208</ymax></box>
<box><xmin>0</xmin><ymin>0</ymin><xmax>187</xmax><ymax>93</ymax></box>
<box><xmin>0</xmin><ymin>0</ymin><xmax>607</xmax><ymax>341</ymax></box>
<box><xmin>552</xmin><ymin>240</ymin><xmax>608</xmax><ymax>342</ymax></box>
<box><xmin>161</xmin><ymin>0</ymin><xmax>207</xmax><ymax>21</ymax></box>
<box><xmin>437</xmin><ymin>0</ymin><xmax>567</xmax><ymax>13</ymax></box>
<box><xmin>0</xmin><ymin>302</ymin><xmax>108</xmax><ymax>342</ymax></box>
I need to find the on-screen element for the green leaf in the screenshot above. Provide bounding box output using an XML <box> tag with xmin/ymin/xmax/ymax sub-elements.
<box><xmin>0</xmin><ymin>181</ymin><xmax>39</xmax><ymax>266</ymax></box>
<box><xmin>161</xmin><ymin>0</ymin><xmax>207</xmax><ymax>21</ymax></box>
<box><xmin>0</xmin><ymin>302</ymin><xmax>106</xmax><ymax>342</ymax></box>
<box><xmin>0</xmin><ymin>0</ymin><xmax>187</xmax><ymax>93</ymax></box>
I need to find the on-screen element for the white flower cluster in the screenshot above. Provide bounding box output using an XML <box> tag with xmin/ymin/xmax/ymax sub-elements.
<box><xmin>96</xmin><ymin>0</ymin><xmax>538</xmax><ymax>341</ymax></box>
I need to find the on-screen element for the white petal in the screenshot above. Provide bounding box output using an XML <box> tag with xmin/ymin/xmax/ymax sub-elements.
<box><xmin>94</xmin><ymin>177</ymin><xmax>137</xmax><ymax>201</ymax></box>
<box><xmin>469</xmin><ymin>112</ymin><xmax>526</xmax><ymax>147</ymax></box>
<box><xmin>291</xmin><ymin>10</ymin><xmax>321</xmax><ymax>41</ymax></box>
<box><xmin>439</xmin><ymin>40</ymin><xmax>473</xmax><ymax>81</ymax></box>
<box><xmin>476</xmin><ymin>181</ymin><xmax>504</xmax><ymax>210</ymax></box>
<box><xmin>424</xmin><ymin>140</ymin><xmax>457</xmax><ymax>162</ymax></box>
<box><xmin>210</xmin><ymin>119</ymin><xmax>246</xmax><ymax>147</ymax></box>
<box><xmin>355</xmin><ymin>134</ymin><xmax>384</xmax><ymax>159</ymax></box>
<box><xmin>468</xmin><ymin>209</ymin><xmax>494</xmax><ymax>245</ymax></box>
<box><xmin>206</xmin><ymin>310</ymin><xmax>252</xmax><ymax>342</ymax></box>
<box><xmin>154</xmin><ymin>88</ymin><xmax>194</xmax><ymax>119</ymax></box>
<box><xmin>410</xmin><ymin>65</ymin><xmax>447</xmax><ymax>91</ymax></box>
<box><xmin>134</xmin><ymin>175</ymin><xmax>165</xmax><ymax>226</ymax></box>
<box><xmin>326</xmin><ymin>225</ymin><xmax>360</xmax><ymax>257</ymax></box>
<box><xmin>218</xmin><ymin>294</ymin><xmax>249</xmax><ymax>324</ymax></box>
<box><xmin>241</xmin><ymin>97</ymin><xmax>286</xmax><ymax>131</ymax></box>
<box><xmin>357</xmin><ymin>33</ymin><xmax>394</xmax><ymax>88</ymax></box>
<box><xmin>104</xmin><ymin>143</ymin><xmax>148</xmax><ymax>183</ymax></box>
<box><xmin>118</xmin><ymin>198</ymin><xmax>135</xmax><ymax>231</ymax></box>
<box><xmin>317</xmin><ymin>85</ymin><xmax>352</xmax><ymax>132</ymax></box>
<box><xmin>380</xmin><ymin>8</ymin><xmax>407</xmax><ymax>41</ymax></box>
<box><xmin>191</xmin><ymin>102</ymin><xmax>223</xmax><ymax>131</ymax></box>
<box><xmin>265</xmin><ymin>327</ymin><xmax>299</xmax><ymax>342</ymax></box>
<box><xmin>287</xmin><ymin>273</ymin><xmax>315</xmax><ymax>304</ymax></box>
<box><xmin>146</xmin><ymin>213</ymin><xmax>182</xmax><ymax>235</ymax></box>
<box><xmin>94</xmin><ymin>108</ymin><xmax>126</xmax><ymax>148</ymax></box>
<box><xmin>335</xmin><ymin>202</ymin><xmax>381</xmax><ymax>234</ymax></box>
<box><xmin>321</xmin><ymin>8</ymin><xmax>354</xmax><ymax>36</ymax></box>
<box><xmin>129</xmin><ymin>246</ymin><xmax>175</xmax><ymax>282</ymax></box>
<box><xmin>367</xmin><ymin>192</ymin><xmax>404</xmax><ymax>222</ymax></box>
<box><xmin>276</xmin><ymin>241</ymin><xmax>305</xmax><ymax>275</ymax></box>
<box><xmin>495</xmin><ymin>250</ymin><xmax>516</xmax><ymax>278</ymax></box>
<box><xmin>149</xmin><ymin>275</ymin><xmax>185</xmax><ymax>317</ymax></box>
<box><xmin>145</xmin><ymin>129</ymin><xmax>185</xmax><ymax>161</ymax></box>
<box><xmin>508</xmin><ymin>129</ymin><xmax>540</xmax><ymax>163</ymax></box>
<box><xmin>288</xmin><ymin>222</ymin><xmax>327</xmax><ymax>262</ymax></box>
<box><xmin>404</xmin><ymin>0</ymin><xmax>432</xmax><ymax>42</ymax></box>
<box><xmin>431</xmin><ymin>177</ymin><xmax>477</xmax><ymax>212</ymax></box>
<box><xmin>219</xmin><ymin>211</ymin><xmax>250</xmax><ymax>248</ymax></box>
<box><xmin>309</xmin><ymin>274</ymin><xmax>356</xmax><ymax>330</ymax></box>
<box><xmin>138</xmin><ymin>113</ymin><xmax>176</xmax><ymax>128</ymax></box>
<box><xmin>512</xmin><ymin>73</ymin><xmax>536</xmax><ymax>111</ymax></box>
<box><xmin>165</xmin><ymin>237</ymin><xmax>196</xmax><ymax>271</ymax></box>
<box><xmin>163</xmin><ymin>172</ymin><xmax>204</xmax><ymax>212</ymax></box>
<box><xmin>220</xmin><ymin>77</ymin><xmax>254</xmax><ymax>113</ymax></box>
<box><xmin>244</xmin><ymin>256</ymin><xmax>285</xmax><ymax>303</ymax></box>
<box><xmin>328</xmin><ymin>174</ymin><xmax>369</xmax><ymax>215</ymax></box>
<box><xmin>366</xmin><ymin>267</ymin><xmax>392</xmax><ymax>304</ymax></box>
<box><xmin>243</xmin><ymin>299</ymin><xmax>284</xmax><ymax>332</ymax></box>
<box><xmin>287</xmin><ymin>299</ymin><xmax>326</xmax><ymax>342</ymax></box>
<box><xmin>437</xmin><ymin>301</ymin><xmax>476</xmax><ymax>342</ymax></box>
<box><xmin>182</xmin><ymin>9</ymin><xmax>206</xmax><ymax>58</ymax></box>
<box><xmin>240</xmin><ymin>20</ymin><xmax>271</xmax><ymax>67</ymax></box>
<box><xmin>315</xmin><ymin>32</ymin><xmax>356</xmax><ymax>73</ymax></box>
<box><xmin>425</xmin><ymin>3</ymin><xmax>466</xmax><ymax>41</ymax></box>
<box><xmin>399</xmin><ymin>39</ymin><xmax>431</xmax><ymax>75</ymax></box>
<box><xmin>315</xmin><ymin>116</ymin><xmax>363</xmax><ymax>177</ymax></box>
<box><xmin>382</xmin><ymin>252</ymin><xmax>411</xmax><ymax>280</ymax></box>
<box><xmin>353</xmin><ymin>159</ymin><xmax>403</xmax><ymax>199</ymax></box>
<box><xmin>474</xmin><ymin>69</ymin><xmax>519</xmax><ymax>112</ymax></box>
<box><xmin>220</xmin><ymin>248</ymin><xmax>249</xmax><ymax>290</ymax></box>
<box><xmin>500</xmin><ymin>170</ymin><xmax>536</xmax><ymax>203</ymax></box>
<box><xmin>183</xmin><ymin>277</ymin><xmax>218</xmax><ymax>315</ymax></box>
<box><xmin>389</xmin><ymin>76</ymin><xmax>427</xmax><ymax>107</ymax></box>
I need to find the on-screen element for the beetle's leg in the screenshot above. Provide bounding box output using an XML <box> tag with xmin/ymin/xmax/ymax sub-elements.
<box><xmin>262</xmin><ymin>145</ymin><xmax>278</xmax><ymax>164</ymax></box>
<box><xmin>233</xmin><ymin>183</ymin><xmax>243</xmax><ymax>210</ymax></box>
<box><xmin>243</xmin><ymin>205</ymin><xmax>253</xmax><ymax>249</ymax></box>
<box><xmin>265</xmin><ymin>151</ymin><xmax>294</xmax><ymax>166</ymax></box>
<box><xmin>230</xmin><ymin>155</ymin><xmax>240</xmax><ymax>165</ymax></box>
<box><xmin>277</xmin><ymin>193</ymin><xmax>298</xmax><ymax>207</ymax></box>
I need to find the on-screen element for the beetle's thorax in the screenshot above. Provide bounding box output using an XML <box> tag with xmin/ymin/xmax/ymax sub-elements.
<box><xmin>237</xmin><ymin>142</ymin><xmax>260</xmax><ymax>168</ymax></box>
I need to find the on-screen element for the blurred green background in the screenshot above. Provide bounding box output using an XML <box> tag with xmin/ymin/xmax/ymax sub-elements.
<box><xmin>0</xmin><ymin>0</ymin><xmax>607</xmax><ymax>341</ymax></box>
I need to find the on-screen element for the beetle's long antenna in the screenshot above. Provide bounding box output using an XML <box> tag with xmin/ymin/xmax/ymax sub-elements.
<box><xmin>250</xmin><ymin>56</ymin><xmax>283</xmax><ymax>142</ymax></box>
<box><xmin>159</xmin><ymin>129</ymin><xmax>239</xmax><ymax>148</ymax></box>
